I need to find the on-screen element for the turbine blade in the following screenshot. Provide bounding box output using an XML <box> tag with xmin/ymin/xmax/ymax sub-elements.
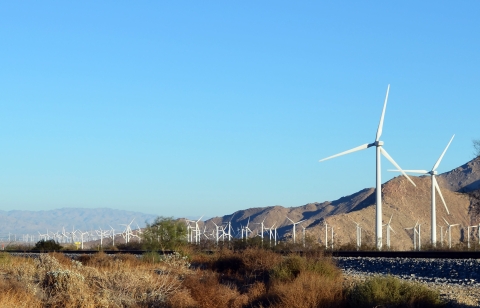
<box><xmin>442</xmin><ymin>217</ymin><xmax>449</xmax><ymax>225</ymax></box>
<box><xmin>286</xmin><ymin>217</ymin><xmax>294</xmax><ymax>223</ymax></box>
<box><xmin>432</xmin><ymin>134</ymin><xmax>455</xmax><ymax>171</ymax></box>
<box><xmin>389</xmin><ymin>226</ymin><xmax>396</xmax><ymax>234</ymax></box>
<box><xmin>380</xmin><ymin>148</ymin><xmax>416</xmax><ymax>187</ymax></box>
<box><xmin>433</xmin><ymin>176</ymin><xmax>450</xmax><ymax>215</ymax></box>
<box><xmin>388</xmin><ymin>214</ymin><xmax>393</xmax><ymax>224</ymax></box>
<box><xmin>319</xmin><ymin>143</ymin><xmax>370</xmax><ymax>162</ymax></box>
<box><xmin>388</xmin><ymin>169</ymin><xmax>429</xmax><ymax>174</ymax></box>
<box><xmin>376</xmin><ymin>84</ymin><xmax>390</xmax><ymax>141</ymax></box>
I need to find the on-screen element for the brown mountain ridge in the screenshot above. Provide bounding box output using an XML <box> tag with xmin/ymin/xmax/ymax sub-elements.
<box><xmin>202</xmin><ymin>157</ymin><xmax>480</xmax><ymax>250</ymax></box>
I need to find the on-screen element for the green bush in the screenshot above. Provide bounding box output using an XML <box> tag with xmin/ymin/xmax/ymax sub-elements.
<box><xmin>141</xmin><ymin>251</ymin><xmax>163</xmax><ymax>263</ymax></box>
<box><xmin>270</xmin><ymin>255</ymin><xmax>305</xmax><ymax>282</ymax></box>
<box><xmin>32</xmin><ymin>239</ymin><xmax>62</xmax><ymax>251</ymax></box>
<box><xmin>346</xmin><ymin>275</ymin><xmax>445</xmax><ymax>308</ymax></box>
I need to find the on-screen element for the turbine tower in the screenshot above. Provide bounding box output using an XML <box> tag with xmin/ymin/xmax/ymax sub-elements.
<box><xmin>390</xmin><ymin>135</ymin><xmax>454</xmax><ymax>247</ymax></box>
<box><xmin>286</xmin><ymin>216</ymin><xmax>305</xmax><ymax>244</ymax></box>
<box><xmin>320</xmin><ymin>85</ymin><xmax>416</xmax><ymax>250</ymax></box>
<box><xmin>443</xmin><ymin>217</ymin><xmax>460</xmax><ymax>249</ymax></box>
<box><xmin>383</xmin><ymin>214</ymin><xmax>396</xmax><ymax>250</ymax></box>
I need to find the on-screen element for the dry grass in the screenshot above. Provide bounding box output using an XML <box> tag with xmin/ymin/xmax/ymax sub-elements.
<box><xmin>0</xmin><ymin>248</ymin><xmax>445</xmax><ymax>307</ymax></box>
<box><xmin>0</xmin><ymin>252</ymin><xmax>182</xmax><ymax>307</ymax></box>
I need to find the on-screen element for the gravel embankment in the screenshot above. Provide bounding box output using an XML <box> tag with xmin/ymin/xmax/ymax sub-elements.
<box><xmin>335</xmin><ymin>257</ymin><xmax>480</xmax><ymax>308</ymax></box>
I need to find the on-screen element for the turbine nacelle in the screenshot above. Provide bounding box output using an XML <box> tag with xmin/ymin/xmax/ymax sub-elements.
<box><xmin>369</xmin><ymin>141</ymin><xmax>384</xmax><ymax>147</ymax></box>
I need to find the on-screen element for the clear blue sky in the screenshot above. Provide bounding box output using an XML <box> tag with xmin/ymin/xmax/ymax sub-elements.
<box><xmin>0</xmin><ymin>2</ymin><xmax>479</xmax><ymax>218</ymax></box>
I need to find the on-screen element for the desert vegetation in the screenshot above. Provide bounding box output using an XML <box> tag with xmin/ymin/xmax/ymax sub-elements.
<box><xmin>0</xmin><ymin>246</ymin><xmax>446</xmax><ymax>308</ymax></box>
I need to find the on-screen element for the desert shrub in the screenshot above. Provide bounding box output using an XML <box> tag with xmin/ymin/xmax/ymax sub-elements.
<box><xmin>142</xmin><ymin>251</ymin><xmax>164</xmax><ymax>263</ymax></box>
<box><xmin>181</xmin><ymin>271</ymin><xmax>245</xmax><ymax>308</ymax></box>
<box><xmin>270</xmin><ymin>255</ymin><xmax>305</xmax><ymax>282</ymax></box>
<box><xmin>116</xmin><ymin>241</ymin><xmax>143</xmax><ymax>250</ymax></box>
<box><xmin>0</xmin><ymin>278</ymin><xmax>42</xmax><ymax>308</ymax></box>
<box><xmin>48</xmin><ymin>252</ymin><xmax>73</xmax><ymax>267</ymax></box>
<box><xmin>0</xmin><ymin>252</ymin><xmax>12</xmax><ymax>265</ymax></box>
<box><xmin>269</xmin><ymin>270</ymin><xmax>344</xmax><ymax>308</ymax></box>
<box><xmin>346</xmin><ymin>275</ymin><xmax>446</xmax><ymax>308</ymax></box>
<box><xmin>142</xmin><ymin>216</ymin><xmax>188</xmax><ymax>251</ymax></box>
<box><xmin>306</xmin><ymin>257</ymin><xmax>341</xmax><ymax>281</ymax></box>
<box><xmin>32</xmin><ymin>239</ymin><xmax>62</xmax><ymax>251</ymax></box>
<box><xmin>77</xmin><ymin>252</ymin><xmax>116</xmax><ymax>269</ymax></box>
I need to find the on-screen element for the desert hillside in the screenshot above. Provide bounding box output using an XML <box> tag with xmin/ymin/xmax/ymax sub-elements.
<box><xmin>203</xmin><ymin>157</ymin><xmax>480</xmax><ymax>250</ymax></box>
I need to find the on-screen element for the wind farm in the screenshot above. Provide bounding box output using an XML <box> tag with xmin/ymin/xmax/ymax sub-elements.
<box><xmin>2</xmin><ymin>1</ymin><xmax>480</xmax><ymax>306</ymax></box>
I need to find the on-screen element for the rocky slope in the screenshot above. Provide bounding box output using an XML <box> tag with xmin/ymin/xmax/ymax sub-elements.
<box><xmin>202</xmin><ymin>157</ymin><xmax>480</xmax><ymax>250</ymax></box>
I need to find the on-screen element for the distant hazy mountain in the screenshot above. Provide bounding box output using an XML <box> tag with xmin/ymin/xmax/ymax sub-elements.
<box><xmin>0</xmin><ymin>208</ymin><xmax>157</xmax><ymax>239</ymax></box>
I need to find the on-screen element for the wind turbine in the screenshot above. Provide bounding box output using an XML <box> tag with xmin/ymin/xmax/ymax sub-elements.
<box><xmin>244</xmin><ymin>217</ymin><xmax>253</xmax><ymax>240</ymax></box>
<box><xmin>389</xmin><ymin>135</ymin><xmax>454</xmax><ymax>247</ymax></box>
<box><xmin>405</xmin><ymin>221</ymin><xmax>420</xmax><ymax>251</ymax></box>
<box><xmin>443</xmin><ymin>217</ymin><xmax>460</xmax><ymax>249</ymax></box>
<box><xmin>186</xmin><ymin>215</ymin><xmax>203</xmax><ymax>244</ymax></box>
<box><xmin>320</xmin><ymin>85</ymin><xmax>416</xmax><ymax>249</ymax></box>
<box><xmin>254</xmin><ymin>218</ymin><xmax>266</xmax><ymax>245</ymax></box>
<box><xmin>286</xmin><ymin>216</ymin><xmax>305</xmax><ymax>244</ymax></box>
<box><xmin>265</xmin><ymin>223</ymin><xmax>276</xmax><ymax>247</ymax></box>
<box><xmin>383</xmin><ymin>214</ymin><xmax>396</xmax><ymax>250</ymax></box>
<box><xmin>353</xmin><ymin>221</ymin><xmax>362</xmax><ymax>251</ymax></box>
<box><xmin>467</xmin><ymin>225</ymin><xmax>478</xmax><ymax>249</ymax></box>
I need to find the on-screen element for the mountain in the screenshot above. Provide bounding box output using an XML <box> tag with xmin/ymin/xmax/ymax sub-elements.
<box><xmin>200</xmin><ymin>157</ymin><xmax>480</xmax><ymax>250</ymax></box>
<box><xmin>0</xmin><ymin>208</ymin><xmax>157</xmax><ymax>239</ymax></box>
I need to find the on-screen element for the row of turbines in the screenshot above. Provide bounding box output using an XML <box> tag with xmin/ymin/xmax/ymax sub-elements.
<box><xmin>2</xmin><ymin>219</ymin><xmax>142</xmax><ymax>249</ymax></box>
<box><xmin>319</xmin><ymin>84</ymin><xmax>460</xmax><ymax>250</ymax></box>
<box><xmin>186</xmin><ymin>214</ymin><xmax>337</xmax><ymax>248</ymax></box>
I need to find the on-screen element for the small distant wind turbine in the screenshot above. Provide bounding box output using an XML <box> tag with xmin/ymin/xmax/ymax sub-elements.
<box><xmin>324</xmin><ymin>221</ymin><xmax>330</xmax><ymax>249</ymax></box>
<box><xmin>467</xmin><ymin>225</ymin><xmax>478</xmax><ymax>249</ymax></box>
<box><xmin>383</xmin><ymin>214</ymin><xmax>396</xmax><ymax>250</ymax></box>
<box><xmin>244</xmin><ymin>217</ymin><xmax>253</xmax><ymax>239</ymax></box>
<box><xmin>443</xmin><ymin>217</ymin><xmax>460</xmax><ymax>249</ymax></box>
<box><xmin>301</xmin><ymin>225</ymin><xmax>306</xmax><ymax>247</ymax></box>
<box><xmin>390</xmin><ymin>135</ymin><xmax>454</xmax><ymax>247</ymax></box>
<box><xmin>405</xmin><ymin>222</ymin><xmax>420</xmax><ymax>251</ymax></box>
<box><xmin>286</xmin><ymin>216</ymin><xmax>305</xmax><ymax>244</ymax></box>
<box><xmin>320</xmin><ymin>85</ymin><xmax>416</xmax><ymax>250</ymax></box>
<box><xmin>254</xmin><ymin>218</ymin><xmax>266</xmax><ymax>245</ymax></box>
<box><xmin>265</xmin><ymin>223</ymin><xmax>276</xmax><ymax>247</ymax></box>
<box><xmin>353</xmin><ymin>221</ymin><xmax>362</xmax><ymax>251</ymax></box>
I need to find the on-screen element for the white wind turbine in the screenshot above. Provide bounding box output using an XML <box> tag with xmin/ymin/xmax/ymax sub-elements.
<box><xmin>286</xmin><ymin>216</ymin><xmax>305</xmax><ymax>244</ymax></box>
<box><xmin>301</xmin><ymin>225</ymin><xmax>307</xmax><ymax>248</ymax></box>
<box><xmin>120</xmin><ymin>218</ymin><xmax>135</xmax><ymax>244</ymax></box>
<box><xmin>254</xmin><ymin>218</ymin><xmax>266</xmax><ymax>245</ymax></box>
<box><xmin>467</xmin><ymin>225</ymin><xmax>478</xmax><ymax>249</ymax></box>
<box><xmin>244</xmin><ymin>217</ymin><xmax>253</xmax><ymax>239</ymax></box>
<box><xmin>324</xmin><ymin>221</ymin><xmax>334</xmax><ymax>249</ymax></box>
<box><xmin>405</xmin><ymin>222</ymin><xmax>420</xmax><ymax>251</ymax></box>
<box><xmin>443</xmin><ymin>217</ymin><xmax>460</xmax><ymax>249</ymax></box>
<box><xmin>320</xmin><ymin>85</ymin><xmax>416</xmax><ymax>249</ymax></box>
<box><xmin>389</xmin><ymin>135</ymin><xmax>454</xmax><ymax>247</ymax></box>
<box><xmin>109</xmin><ymin>225</ymin><xmax>116</xmax><ymax>246</ymax></box>
<box><xmin>383</xmin><ymin>214</ymin><xmax>396</xmax><ymax>250</ymax></box>
<box><xmin>353</xmin><ymin>221</ymin><xmax>362</xmax><ymax>251</ymax></box>
<box><xmin>265</xmin><ymin>223</ymin><xmax>276</xmax><ymax>247</ymax></box>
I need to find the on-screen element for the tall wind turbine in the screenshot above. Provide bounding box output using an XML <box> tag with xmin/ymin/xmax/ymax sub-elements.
<box><xmin>320</xmin><ymin>85</ymin><xmax>416</xmax><ymax>250</ymax></box>
<box><xmin>286</xmin><ymin>216</ymin><xmax>305</xmax><ymax>244</ymax></box>
<box><xmin>389</xmin><ymin>135</ymin><xmax>454</xmax><ymax>247</ymax></box>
